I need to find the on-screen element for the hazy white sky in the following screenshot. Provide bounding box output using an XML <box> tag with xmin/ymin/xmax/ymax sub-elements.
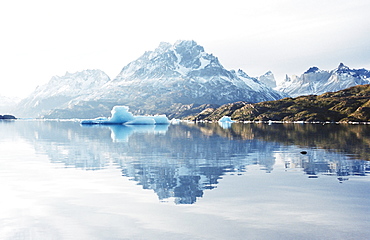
<box><xmin>1</xmin><ymin>0</ymin><xmax>369</xmax><ymax>98</ymax></box>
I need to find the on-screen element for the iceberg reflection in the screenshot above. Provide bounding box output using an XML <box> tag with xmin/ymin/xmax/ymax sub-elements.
<box><xmin>81</xmin><ymin>124</ymin><xmax>169</xmax><ymax>142</ymax></box>
<box><xmin>108</xmin><ymin>124</ymin><xmax>169</xmax><ymax>142</ymax></box>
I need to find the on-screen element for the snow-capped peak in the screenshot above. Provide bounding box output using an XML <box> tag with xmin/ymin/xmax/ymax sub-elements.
<box><xmin>115</xmin><ymin>40</ymin><xmax>224</xmax><ymax>81</ymax></box>
<box><xmin>337</xmin><ymin>62</ymin><xmax>349</xmax><ymax>69</ymax></box>
<box><xmin>258</xmin><ymin>71</ymin><xmax>276</xmax><ymax>89</ymax></box>
<box><xmin>174</xmin><ymin>40</ymin><xmax>205</xmax><ymax>68</ymax></box>
<box><xmin>304</xmin><ymin>66</ymin><xmax>321</xmax><ymax>74</ymax></box>
<box><xmin>276</xmin><ymin>63</ymin><xmax>370</xmax><ymax>97</ymax></box>
<box><xmin>91</xmin><ymin>40</ymin><xmax>286</xmax><ymax>108</ymax></box>
<box><xmin>37</xmin><ymin>69</ymin><xmax>110</xmax><ymax>97</ymax></box>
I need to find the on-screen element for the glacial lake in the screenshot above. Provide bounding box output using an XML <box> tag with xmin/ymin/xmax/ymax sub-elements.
<box><xmin>0</xmin><ymin>120</ymin><xmax>369</xmax><ymax>240</ymax></box>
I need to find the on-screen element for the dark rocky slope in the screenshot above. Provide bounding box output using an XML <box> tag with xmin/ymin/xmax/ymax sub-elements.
<box><xmin>186</xmin><ymin>84</ymin><xmax>370</xmax><ymax>122</ymax></box>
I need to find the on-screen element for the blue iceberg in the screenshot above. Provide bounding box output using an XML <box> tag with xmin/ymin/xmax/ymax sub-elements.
<box><xmin>81</xmin><ymin>106</ymin><xmax>170</xmax><ymax>125</ymax></box>
<box><xmin>218</xmin><ymin>116</ymin><xmax>235</xmax><ymax>129</ymax></box>
<box><xmin>218</xmin><ymin>116</ymin><xmax>235</xmax><ymax>123</ymax></box>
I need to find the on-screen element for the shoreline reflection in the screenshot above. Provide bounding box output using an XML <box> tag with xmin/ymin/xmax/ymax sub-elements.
<box><xmin>9</xmin><ymin>121</ymin><xmax>370</xmax><ymax>204</ymax></box>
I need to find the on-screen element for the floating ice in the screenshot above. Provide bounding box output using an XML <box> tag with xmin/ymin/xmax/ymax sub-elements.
<box><xmin>125</xmin><ymin>116</ymin><xmax>156</xmax><ymax>125</ymax></box>
<box><xmin>218</xmin><ymin>116</ymin><xmax>235</xmax><ymax>129</ymax></box>
<box><xmin>81</xmin><ymin>106</ymin><xmax>170</xmax><ymax>125</ymax></box>
<box><xmin>218</xmin><ymin>116</ymin><xmax>235</xmax><ymax>123</ymax></box>
<box><xmin>108</xmin><ymin>106</ymin><xmax>134</xmax><ymax>123</ymax></box>
<box><xmin>170</xmin><ymin>118</ymin><xmax>181</xmax><ymax>124</ymax></box>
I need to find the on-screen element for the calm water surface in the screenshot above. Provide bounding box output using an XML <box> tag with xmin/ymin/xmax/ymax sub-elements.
<box><xmin>0</xmin><ymin>120</ymin><xmax>369</xmax><ymax>240</ymax></box>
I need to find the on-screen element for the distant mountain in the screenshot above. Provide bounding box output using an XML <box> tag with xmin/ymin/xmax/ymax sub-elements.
<box><xmin>186</xmin><ymin>84</ymin><xmax>370</xmax><ymax>122</ymax></box>
<box><xmin>21</xmin><ymin>40</ymin><xmax>285</xmax><ymax>119</ymax></box>
<box><xmin>0</xmin><ymin>95</ymin><xmax>20</xmax><ymax>114</ymax></box>
<box><xmin>104</xmin><ymin>40</ymin><xmax>284</xmax><ymax>105</ymax></box>
<box><xmin>276</xmin><ymin>63</ymin><xmax>370</xmax><ymax>97</ymax></box>
<box><xmin>14</xmin><ymin>69</ymin><xmax>111</xmax><ymax>118</ymax></box>
<box><xmin>258</xmin><ymin>71</ymin><xmax>276</xmax><ymax>89</ymax></box>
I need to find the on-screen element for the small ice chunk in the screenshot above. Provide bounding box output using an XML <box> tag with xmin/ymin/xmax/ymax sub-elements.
<box><xmin>170</xmin><ymin>118</ymin><xmax>181</xmax><ymax>124</ymax></box>
<box><xmin>218</xmin><ymin>116</ymin><xmax>235</xmax><ymax>123</ymax></box>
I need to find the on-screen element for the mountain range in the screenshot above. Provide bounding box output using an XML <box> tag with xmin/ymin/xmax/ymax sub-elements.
<box><xmin>276</xmin><ymin>63</ymin><xmax>370</xmax><ymax>97</ymax></box>
<box><xmin>13</xmin><ymin>40</ymin><xmax>287</xmax><ymax>119</ymax></box>
<box><xmin>7</xmin><ymin>40</ymin><xmax>370</xmax><ymax>119</ymax></box>
<box><xmin>14</xmin><ymin>69</ymin><xmax>111</xmax><ymax>118</ymax></box>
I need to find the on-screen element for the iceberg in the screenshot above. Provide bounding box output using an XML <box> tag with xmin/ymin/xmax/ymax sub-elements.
<box><xmin>218</xmin><ymin>116</ymin><xmax>235</xmax><ymax>123</ymax></box>
<box><xmin>81</xmin><ymin>106</ymin><xmax>170</xmax><ymax>125</ymax></box>
<box><xmin>218</xmin><ymin>116</ymin><xmax>235</xmax><ymax>129</ymax></box>
<box><xmin>125</xmin><ymin>116</ymin><xmax>156</xmax><ymax>125</ymax></box>
<box><xmin>107</xmin><ymin>106</ymin><xmax>134</xmax><ymax>124</ymax></box>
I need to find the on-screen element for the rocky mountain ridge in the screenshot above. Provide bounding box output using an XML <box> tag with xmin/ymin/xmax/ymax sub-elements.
<box><xmin>276</xmin><ymin>63</ymin><xmax>370</xmax><ymax>97</ymax></box>
<box><xmin>186</xmin><ymin>84</ymin><xmax>370</xmax><ymax>122</ymax></box>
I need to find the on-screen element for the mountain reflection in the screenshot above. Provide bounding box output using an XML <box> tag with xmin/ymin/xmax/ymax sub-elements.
<box><xmin>14</xmin><ymin>121</ymin><xmax>370</xmax><ymax>204</ymax></box>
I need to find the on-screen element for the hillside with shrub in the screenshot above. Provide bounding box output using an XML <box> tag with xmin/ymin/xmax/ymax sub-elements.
<box><xmin>185</xmin><ymin>84</ymin><xmax>370</xmax><ymax>122</ymax></box>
